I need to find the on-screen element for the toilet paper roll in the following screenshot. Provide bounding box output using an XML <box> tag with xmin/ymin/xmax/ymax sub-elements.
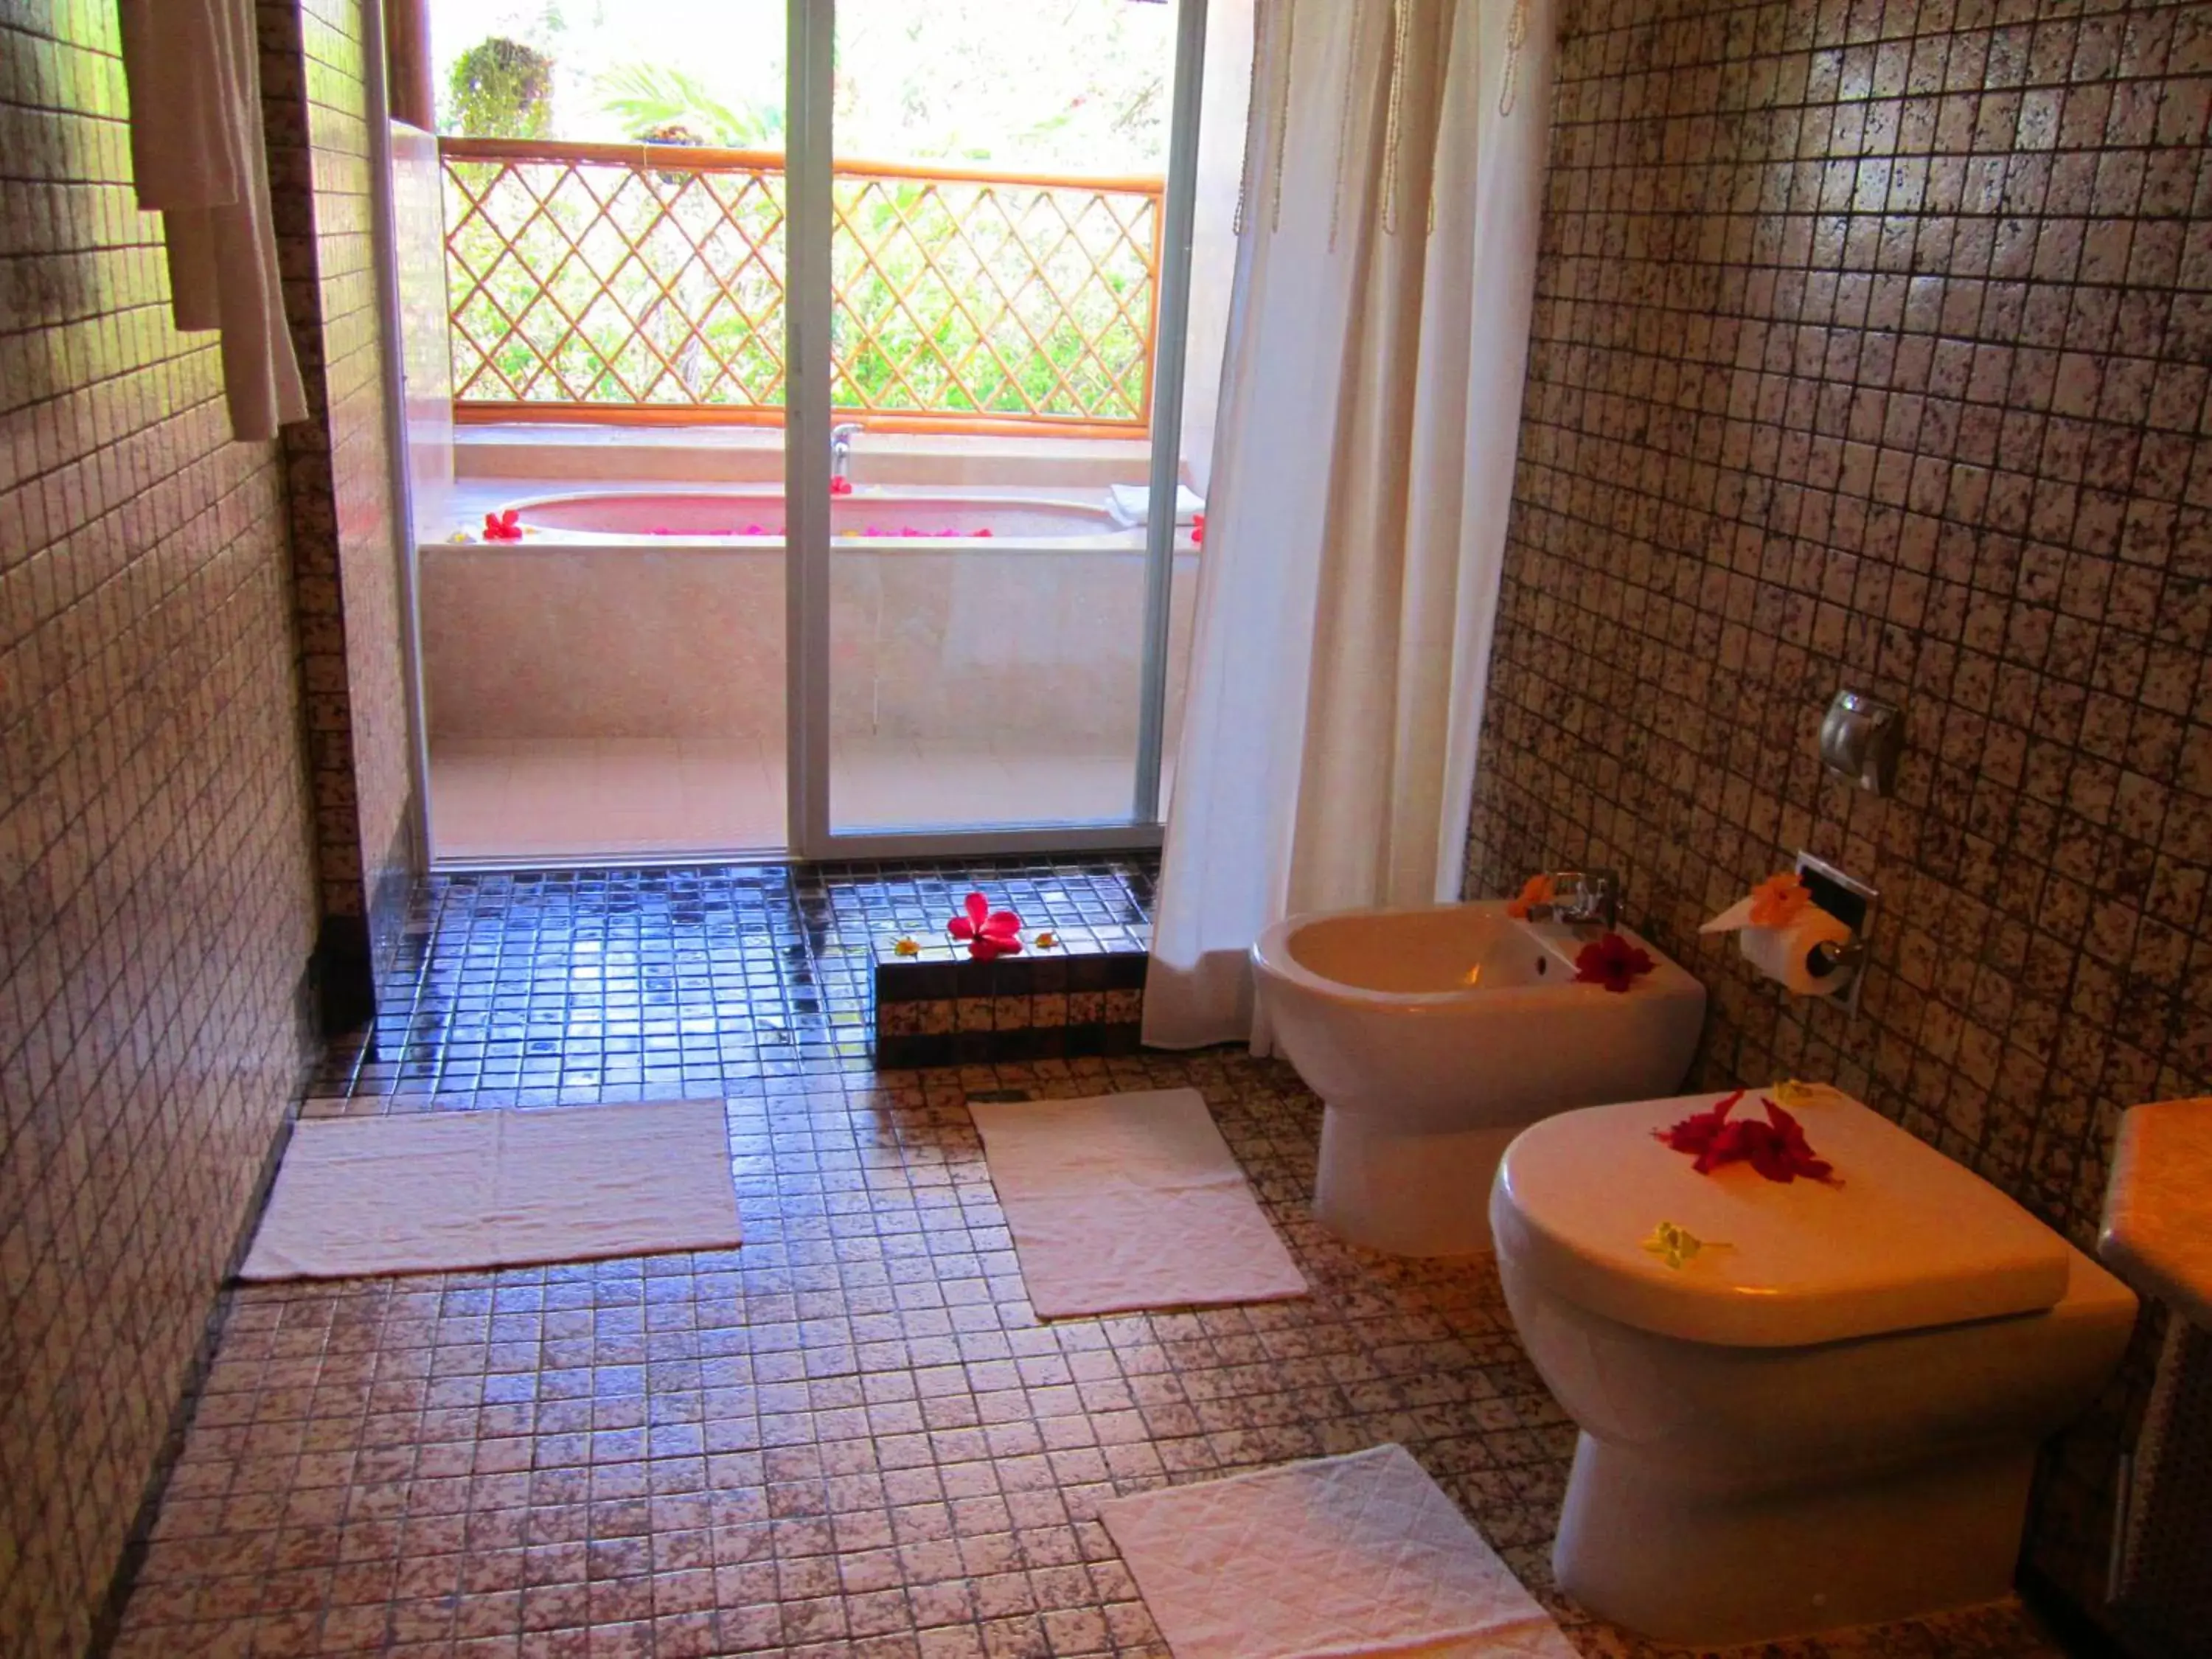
<box><xmin>1738</xmin><ymin>905</ymin><xmax>1855</xmax><ymax>996</ymax></box>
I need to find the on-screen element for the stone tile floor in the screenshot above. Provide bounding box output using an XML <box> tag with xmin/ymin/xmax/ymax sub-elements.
<box><xmin>114</xmin><ymin>863</ymin><xmax>2064</xmax><ymax>1658</ymax></box>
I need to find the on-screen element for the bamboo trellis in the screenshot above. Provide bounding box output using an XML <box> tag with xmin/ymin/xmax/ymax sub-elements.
<box><xmin>441</xmin><ymin>136</ymin><xmax>1165</xmax><ymax>436</ymax></box>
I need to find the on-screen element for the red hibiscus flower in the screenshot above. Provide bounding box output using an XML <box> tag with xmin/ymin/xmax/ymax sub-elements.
<box><xmin>1655</xmin><ymin>1091</ymin><xmax>1838</xmax><ymax>1183</ymax></box>
<box><xmin>483</xmin><ymin>509</ymin><xmax>524</xmax><ymax>541</ymax></box>
<box><xmin>1573</xmin><ymin>931</ymin><xmax>1654</xmax><ymax>992</ymax></box>
<box><xmin>947</xmin><ymin>891</ymin><xmax>1023</xmax><ymax>961</ymax></box>
<box><xmin>1192</xmin><ymin>512</ymin><xmax>1205</xmax><ymax>546</ymax></box>
<box><xmin>830</xmin><ymin>476</ymin><xmax>853</xmax><ymax>495</ymax></box>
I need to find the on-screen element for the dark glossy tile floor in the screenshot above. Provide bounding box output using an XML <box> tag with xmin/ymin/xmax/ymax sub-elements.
<box><xmin>116</xmin><ymin>862</ymin><xmax>2065</xmax><ymax>1657</ymax></box>
<box><xmin>315</xmin><ymin>860</ymin><xmax>1156</xmax><ymax>1105</ymax></box>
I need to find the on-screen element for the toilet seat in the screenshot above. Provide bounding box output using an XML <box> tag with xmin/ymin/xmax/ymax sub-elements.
<box><xmin>1490</xmin><ymin>1088</ymin><xmax>2070</xmax><ymax>1346</ymax></box>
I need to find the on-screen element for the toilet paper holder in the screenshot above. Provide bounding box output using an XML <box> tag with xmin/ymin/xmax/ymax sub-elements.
<box><xmin>1795</xmin><ymin>852</ymin><xmax>1877</xmax><ymax>1015</ymax></box>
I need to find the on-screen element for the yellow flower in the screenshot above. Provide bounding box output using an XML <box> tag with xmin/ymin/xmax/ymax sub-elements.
<box><xmin>1747</xmin><ymin>873</ymin><xmax>1812</xmax><ymax>928</ymax></box>
<box><xmin>1032</xmin><ymin>931</ymin><xmax>1059</xmax><ymax>949</ymax></box>
<box><xmin>1773</xmin><ymin>1078</ymin><xmax>1846</xmax><ymax>1110</ymax></box>
<box><xmin>1641</xmin><ymin>1220</ymin><xmax>1727</xmax><ymax>1271</ymax></box>
<box><xmin>891</xmin><ymin>936</ymin><xmax>922</xmax><ymax>957</ymax></box>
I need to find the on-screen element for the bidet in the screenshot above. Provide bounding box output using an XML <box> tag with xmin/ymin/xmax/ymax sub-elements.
<box><xmin>1251</xmin><ymin>902</ymin><xmax>1705</xmax><ymax>1254</ymax></box>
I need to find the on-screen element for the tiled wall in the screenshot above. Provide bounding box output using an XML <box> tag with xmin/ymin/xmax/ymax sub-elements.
<box><xmin>1467</xmin><ymin>0</ymin><xmax>2209</xmax><ymax>1634</ymax></box>
<box><xmin>0</xmin><ymin>7</ymin><xmax>324</xmax><ymax>1652</ymax></box>
<box><xmin>264</xmin><ymin>0</ymin><xmax>420</xmax><ymax>1006</ymax></box>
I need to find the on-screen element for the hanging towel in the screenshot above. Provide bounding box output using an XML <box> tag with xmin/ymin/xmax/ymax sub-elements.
<box><xmin>119</xmin><ymin>0</ymin><xmax>310</xmax><ymax>442</ymax></box>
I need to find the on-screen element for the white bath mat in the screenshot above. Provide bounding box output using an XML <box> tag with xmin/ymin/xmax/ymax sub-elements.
<box><xmin>240</xmin><ymin>1099</ymin><xmax>742</xmax><ymax>1279</ymax></box>
<box><xmin>968</xmin><ymin>1088</ymin><xmax>1307</xmax><ymax>1318</ymax></box>
<box><xmin>1099</xmin><ymin>1444</ymin><xmax>1577</xmax><ymax>1659</ymax></box>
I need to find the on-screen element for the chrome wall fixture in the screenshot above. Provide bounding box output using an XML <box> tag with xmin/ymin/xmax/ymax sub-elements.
<box><xmin>1819</xmin><ymin>689</ymin><xmax>1904</xmax><ymax>796</ymax></box>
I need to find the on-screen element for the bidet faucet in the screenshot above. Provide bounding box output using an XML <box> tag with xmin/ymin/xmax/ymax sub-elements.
<box><xmin>1534</xmin><ymin>869</ymin><xmax>1620</xmax><ymax>932</ymax></box>
<box><xmin>830</xmin><ymin>422</ymin><xmax>863</xmax><ymax>485</ymax></box>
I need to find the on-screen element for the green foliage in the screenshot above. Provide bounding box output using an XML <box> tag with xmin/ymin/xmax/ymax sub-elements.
<box><xmin>596</xmin><ymin>62</ymin><xmax>785</xmax><ymax>149</ymax></box>
<box><xmin>448</xmin><ymin>38</ymin><xmax>555</xmax><ymax>139</ymax></box>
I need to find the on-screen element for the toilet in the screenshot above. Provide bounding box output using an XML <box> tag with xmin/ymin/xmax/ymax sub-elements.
<box><xmin>1251</xmin><ymin>902</ymin><xmax>1705</xmax><ymax>1255</ymax></box>
<box><xmin>1489</xmin><ymin>1087</ymin><xmax>2138</xmax><ymax>1647</ymax></box>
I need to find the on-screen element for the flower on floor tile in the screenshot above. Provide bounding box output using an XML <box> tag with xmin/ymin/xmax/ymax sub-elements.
<box><xmin>1032</xmin><ymin>931</ymin><xmax>1059</xmax><ymax>950</ymax></box>
<box><xmin>1655</xmin><ymin>1089</ymin><xmax>1838</xmax><ymax>1183</ymax></box>
<box><xmin>1641</xmin><ymin>1220</ymin><xmax>1727</xmax><ymax>1270</ymax></box>
<box><xmin>1747</xmin><ymin>872</ymin><xmax>1813</xmax><ymax>928</ymax></box>
<box><xmin>1572</xmin><ymin>931</ymin><xmax>1652</xmax><ymax>992</ymax></box>
<box><xmin>891</xmin><ymin>936</ymin><xmax>922</xmax><ymax>957</ymax></box>
<box><xmin>948</xmin><ymin>891</ymin><xmax>1023</xmax><ymax>961</ymax></box>
<box><xmin>483</xmin><ymin>508</ymin><xmax>524</xmax><ymax>541</ymax></box>
<box><xmin>1505</xmin><ymin>873</ymin><xmax>1554</xmax><ymax>919</ymax></box>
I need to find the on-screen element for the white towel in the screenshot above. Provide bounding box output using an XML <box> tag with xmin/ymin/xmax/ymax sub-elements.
<box><xmin>119</xmin><ymin>0</ymin><xmax>310</xmax><ymax>442</ymax></box>
<box><xmin>1106</xmin><ymin>482</ymin><xmax>1205</xmax><ymax>529</ymax></box>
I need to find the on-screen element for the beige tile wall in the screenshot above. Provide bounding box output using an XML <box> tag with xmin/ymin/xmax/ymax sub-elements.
<box><xmin>1467</xmin><ymin>0</ymin><xmax>2209</xmax><ymax>1636</ymax></box>
<box><xmin>0</xmin><ymin>6</ymin><xmax>324</xmax><ymax>1652</ymax></box>
<box><xmin>263</xmin><ymin>0</ymin><xmax>420</xmax><ymax>993</ymax></box>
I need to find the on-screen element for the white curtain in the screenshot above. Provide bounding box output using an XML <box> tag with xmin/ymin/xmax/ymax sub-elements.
<box><xmin>1144</xmin><ymin>0</ymin><xmax>1556</xmax><ymax>1050</ymax></box>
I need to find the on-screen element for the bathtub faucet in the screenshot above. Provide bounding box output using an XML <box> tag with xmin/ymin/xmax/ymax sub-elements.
<box><xmin>1531</xmin><ymin>869</ymin><xmax>1620</xmax><ymax>932</ymax></box>
<box><xmin>830</xmin><ymin>422</ymin><xmax>863</xmax><ymax>486</ymax></box>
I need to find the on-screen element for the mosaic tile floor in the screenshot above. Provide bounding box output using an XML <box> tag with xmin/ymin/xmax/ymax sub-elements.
<box><xmin>315</xmin><ymin>860</ymin><xmax>1156</xmax><ymax>1104</ymax></box>
<box><xmin>116</xmin><ymin>863</ymin><xmax>2066</xmax><ymax>1658</ymax></box>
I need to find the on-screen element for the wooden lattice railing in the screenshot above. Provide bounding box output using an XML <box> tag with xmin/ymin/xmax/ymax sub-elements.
<box><xmin>441</xmin><ymin>136</ymin><xmax>1164</xmax><ymax>435</ymax></box>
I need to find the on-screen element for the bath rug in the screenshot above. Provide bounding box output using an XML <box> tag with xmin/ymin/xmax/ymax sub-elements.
<box><xmin>968</xmin><ymin>1088</ymin><xmax>1307</xmax><ymax>1317</ymax></box>
<box><xmin>1098</xmin><ymin>1444</ymin><xmax>1578</xmax><ymax>1659</ymax></box>
<box><xmin>240</xmin><ymin>1099</ymin><xmax>741</xmax><ymax>1279</ymax></box>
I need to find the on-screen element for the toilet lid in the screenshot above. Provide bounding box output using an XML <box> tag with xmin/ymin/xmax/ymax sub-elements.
<box><xmin>1492</xmin><ymin>1088</ymin><xmax>2072</xmax><ymax>1347</ymax></box>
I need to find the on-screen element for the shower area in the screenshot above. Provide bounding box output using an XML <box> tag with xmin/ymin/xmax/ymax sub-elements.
<box><xmin>387</xmin><ymin>0</ymin><xmax>1243</xmax><ymax>862</ymax></box>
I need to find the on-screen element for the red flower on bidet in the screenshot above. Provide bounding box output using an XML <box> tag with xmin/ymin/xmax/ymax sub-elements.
<box><xmin>1572</xmin><ymin>931</ymin><xmax>1653</xmax><ymax>993</ymax></box>
<box><xmin>947</xmin><ymin>891</ymin><xmax>1023</xmax><ymax>961</ymax></box>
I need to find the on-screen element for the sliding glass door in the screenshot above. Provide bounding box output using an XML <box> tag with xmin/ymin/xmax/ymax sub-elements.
<box><xmin>784</xmin><ymin>0</ymin><xmax>1206</xmax><ymax>857</ymax></box>
<box><xmin>410</xmin><ymin>0</ymin><xmax>1207</xmax><ymax>865</ymax></box>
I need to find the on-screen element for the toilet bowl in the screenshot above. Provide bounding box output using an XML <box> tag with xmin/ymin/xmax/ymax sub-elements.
<box><xmin>1251</xmin><ymin>902</ymin><xmax>1705</xmax><ymax>1255</ymax></box>
<box><xmin>1489</xmin><ymin>1088</ymin><xmax>2138</xmax><ymax>1647</ymax></box>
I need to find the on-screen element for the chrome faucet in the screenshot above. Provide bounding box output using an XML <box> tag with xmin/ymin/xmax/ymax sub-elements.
<box><xmin>830</xmin><ymin>421</ymin><xmax>863</xmax><ymax>486</ymax></box>
<box><xmin>1528</xmin><ymin>869</ymin><xmax>1621</xmax><ymax>932</ymax></box>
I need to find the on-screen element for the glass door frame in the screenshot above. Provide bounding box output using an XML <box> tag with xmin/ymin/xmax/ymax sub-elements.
<box><xmin>782</xmin><ymin>0</ymin><xmax>1209</xmax><ymax>860</ymax></box>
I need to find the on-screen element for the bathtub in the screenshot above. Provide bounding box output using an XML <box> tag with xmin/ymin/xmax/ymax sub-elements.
<box><xmin>501</xmin><ymin>487</ymin><xmax>1136</xmax><ymax>544</ymax></box>
<box><xmin>422</xmin><ymin>484</ymin><xmax>1198</xmax><ymax>749</ymax></box>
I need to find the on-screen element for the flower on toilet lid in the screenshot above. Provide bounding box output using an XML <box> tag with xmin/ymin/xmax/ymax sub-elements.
<box><xmin>1655</xmin><ymin>1089</ymin><xmax>1840</xmax><ymax>1184</ymax></box>
<box><xmin>1641</xmin><ymin>1220</ymin><xmax>1728</xmax><ymax>1270</ymax></box>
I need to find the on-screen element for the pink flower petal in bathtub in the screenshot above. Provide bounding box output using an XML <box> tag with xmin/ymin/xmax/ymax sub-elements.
<box><xmin>975</xmin><ymin>527</ymin><xmax>992</xmax><ymax>537</ymax></box>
